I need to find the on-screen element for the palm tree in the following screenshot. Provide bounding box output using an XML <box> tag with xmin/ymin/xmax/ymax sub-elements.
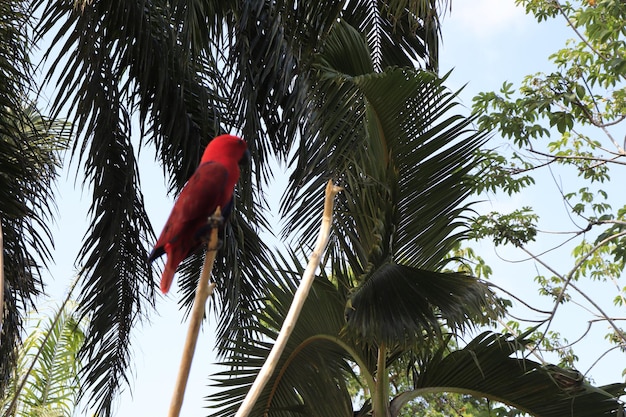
<box><xmin>0</xmin><ymin>0</ymin><xmax>71</xmax><ymax>394</ymax></box>
<box><xmin>209</xmin><ymin>267</ymin><xmax>626</xmax><ymax>416</ymax></box>
<box><xmin>21</xmin><ymin>0</ymin><xmax>625</xmax><ymax>415</ymax></box>
<box><xmin>28</xmin><ymin>0</ymin><xmax>441</xmax><ymax>413</ymax></box>
<box><xmin>207</xmin><ymin>19</ymin><xmax>626</xmax><ymax>416</ymax></box>
<box><xmin>1</xmin><ymin>302</ymin><xmax>86</xmax><ymax>417</ymax></box>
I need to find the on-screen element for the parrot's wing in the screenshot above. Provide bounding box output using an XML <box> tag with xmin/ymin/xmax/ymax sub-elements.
<box><xmin>174</xmin><ymin>162</ymin><xmax>230</xmax><ymax>222</ymax></box>
<box><xmin>148</xmin><ymin>162</ymin><xmax>229</xmax><ymax>262</ymax></box>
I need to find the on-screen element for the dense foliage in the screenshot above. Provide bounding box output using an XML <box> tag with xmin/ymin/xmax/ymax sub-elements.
<box><xmin>471</xmin><ymin>0</ymin><xmax>626</xmax><ymax>385</ymax></box>
<box><xmin>1</xmin><ymin>0</ymin><xmax>625</xmax><ymax>416</ymax></box>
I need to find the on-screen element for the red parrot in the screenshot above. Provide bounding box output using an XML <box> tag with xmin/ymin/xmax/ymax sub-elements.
<box><xmin>148</xmin><ymin>134</ymin><xmax>249</xmax><ymax>293</ymax></box>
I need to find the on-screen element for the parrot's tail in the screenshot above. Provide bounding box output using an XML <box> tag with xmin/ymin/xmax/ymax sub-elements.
<box><xmin>160</xmin><ymin>265</ymin><xmax>176</xmax><ymax>294</ymax></box>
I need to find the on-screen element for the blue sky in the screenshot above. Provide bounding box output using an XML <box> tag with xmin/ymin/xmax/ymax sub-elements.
<box><xmin>35</xmin><ymin>1</ymin><xmax>625</xmax><ymax>415</ymax></box>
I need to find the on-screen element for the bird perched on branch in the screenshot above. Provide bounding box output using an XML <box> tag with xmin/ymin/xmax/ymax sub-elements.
<box><xmin>148</xmin><ymin>134</ymin><xmax>249</xmax><ymax>293</ymax></box>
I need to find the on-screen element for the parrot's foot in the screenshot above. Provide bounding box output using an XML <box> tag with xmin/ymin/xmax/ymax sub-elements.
<box><xmin>207</xmin><ymin>213</ymin><xmax>224</xmax><ymax>229</ymax></box>
<box><xmin>206</xmin><ymin>212</ymin><xmax>224</xmax><ymax>251</ymax></box>
<box><xmin>194</xmin><ymin>214</ymin><xmax>225</xmax><ymax>242</ymax></box>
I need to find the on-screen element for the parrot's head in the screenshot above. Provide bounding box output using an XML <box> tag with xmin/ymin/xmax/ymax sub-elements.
<box><xmin>201</xmin><ymin>134</ymin><xmax>249</xmax><ymax>165</ymax></box>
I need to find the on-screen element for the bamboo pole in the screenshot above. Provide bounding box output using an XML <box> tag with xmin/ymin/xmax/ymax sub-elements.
<box><xmin>167</xmin><ymin>208</ymin><xmax>221</xmax><ymax>417</ymax></box>
<box><xmin>235</xmin><ymin>180</ymin><xmax>342</xmax><ymax>417</ymax></box>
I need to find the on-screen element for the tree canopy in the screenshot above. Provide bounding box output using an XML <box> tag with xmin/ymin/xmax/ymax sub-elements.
<box><xmin>470</xmin><ymin>0</ymin><xmax>626</xmax><ymax>389</ymax></box>
<box><xmin>1</xmin><ymin>0</ymin><xmax>625</xmax><ymax>416</ymax></box>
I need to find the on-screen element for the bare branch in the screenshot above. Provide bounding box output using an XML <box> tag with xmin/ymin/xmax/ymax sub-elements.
<box><xmin>568</xmin><ymin>280</ymin><xmax>626</xmax><ymax>346</ymax></box>
<box><xmin>521</xmin><ymin>230</ymin><xmax>626</xmax><ymax>353</ymax></box>
<box><xmin>528</xmin><ymin>149</ymin><xmax>626</xmax><ymax>167</ymax></box>
<box><xmin>235</xmin><ymin>180</ymin><xmax>342</xmax><ymax>417</ymax></box>
<box><xmin>168</xmin><ymin>208</ymin><xmax>221</xmax><ymax>417</ymax></box>
<box><xmin>584</xmin><ymin>345</ymin><xmax>624</xmax><ymax>377</ymax></box>
<box><xmin>487</xmin><ymin>282</ymin><xmax>552</xmax><ymax>315</ymax></box>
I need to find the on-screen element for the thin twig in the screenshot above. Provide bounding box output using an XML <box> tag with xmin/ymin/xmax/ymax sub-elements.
<box><xmin>235</xmin><ymin>180</ymin><xmax>342</xmax><ymax>417</ymax></box>
<box><xmin>486</xmin><ymin>282</ymin><xmax>552</xmax><ymax>315</ymax></box>
<box><xmin>568</xmin><ymin>280</ymin><xmax>626</xmax><ymax>346</ymax></box>
<box><xmin>528</xmin><ymin>149</ymin><xmax>626</xmax><ymax>167</ymax></box>
<box><xmin>584</xmin><ymin>345</ymin><xmax>623</xmax><ymax>377</ymax></box>
<box><xmin>167</xmin><ymin>208</ymin><xmax>221</xmax><ymax>417</ymax></box>
<box><xmin>522</xmin><ymin>230</ymin><xmax>626</xmax><ymax>353</ymax></box>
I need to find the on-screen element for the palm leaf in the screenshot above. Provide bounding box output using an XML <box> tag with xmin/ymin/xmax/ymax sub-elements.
<box><xmin>0</xmin><ymin>0</ymin><xmax>41</xmax><ymax>393</ymax></box>
<box><xmin>225</xmin><ymin>0</ymin><xmax>344</xmax><ymax>167</ymax></box>
<box><xmin>1</xmin><ymin>304</ymin><xmax>85</xmax><ymax>417</ymax></box>
<box><xmin>32</xmin><ymin>1</ymin><xmax>235</xmax><ymax>412</ymax></box>
<box><xmin>283</xmin><ymin>19</ymin><xmax>487</xmax><ymax>281</ymax></box>
<box><xmin>342</xmin><ymin>0</ymin><xmax>440</xmax><ymax>70</ymax></box>
<box><xmin>208</xmin><ymin>253</ymin><xmax>356</xmax><ymax>417</ymax></box>
<box><xmin>392</xmin><ymin>331</ymin><xmax>626</xmax><ymax>417</ymax></box>
<box><xmin>224</xmin><ymin>0</ymin><xmax>444</xmax><ymax>171</ymax></box>
<box><xmin>73</xmin><ymin>110</ymin><xmax>154</xmax><ymax>415</ymax></box>
<box><xmin>208</xmin><ymin>262</ymin><xmax>624</xmax><ymax>417</ymax></box>
<box><xmin>0</xmin><ymin>103</ymin><xmax>69</xmax><ymax>396</ymax></box>
<box><xmin>344</xmin><ymin>263</ymin><xmax>503</xmax><ymax>347</ymax></box>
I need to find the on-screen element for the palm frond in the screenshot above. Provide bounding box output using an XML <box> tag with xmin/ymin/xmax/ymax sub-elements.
<box><xmin>208</xmin><ymin>253</ymin><xmax>355</xmax><ymax>417</ymax></box>
<box><xmin>34</xmin><ymin>0</ymin><xmax>222</xmax><ymax>193</ymax></box>
<box><xmin>0</xmin><ymin>0</ymin><xmax>38</xmax><ymax>393</ymax></box>
<box><xmin>31</xmin><ymin>0</ymin><xmax>225</xmax><ymax>412</ymax></box>
<box><xmin>2</xmin><ymin>304</ymin><xmax>85</xmax><ymax>417</ymax></box>
<box><xmin>344</xmin><ymin>263</ymin><xmax>503</xmax><ymax>347</ymax></box>
<box><xmin>0</xmin><ymin>103</ymin><xmax>69</xmax><ymax>396</ymax></box>
<box><xmin>342</xmin><ymin>0</ymin><xmax>440</xmax><ymax>70</ymax></box>
<box><xmin>34</xmin><ymin>9</ymin><xmax>159</xmax><ymax>410</ymax></box>
<box><xmin>73</xmin><ymin>112</ymin><xmax>154</xmax><ymax>415</ymax></box>
<box><xmin>393</xmin><ymin>331</ymin><xmax>626</xmax><ymax>417</ymax></box>
<box><xmin>283</xmin><ymin>18</ymin><xmax>487</xmax><ymax>281</ymax></box>
<box><xmin>225</xmin><ymin>0</ymin><xmax>344</xmax><ymax>167</ymax></box>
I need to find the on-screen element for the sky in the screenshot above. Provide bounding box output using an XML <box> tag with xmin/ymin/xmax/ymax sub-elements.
<box><xmin>32</xmin><ymin>0</ymin><xmax>625</xmax><ymax>415</ymax></box>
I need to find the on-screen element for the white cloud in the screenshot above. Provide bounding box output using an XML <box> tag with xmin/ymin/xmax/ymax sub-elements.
<box><xmin>445</xmin><ymin>0</ymin><xmax>529</xmax><ymax>38</ymax></box>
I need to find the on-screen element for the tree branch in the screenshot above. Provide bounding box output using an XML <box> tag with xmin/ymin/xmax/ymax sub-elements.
<box><xmin>521</xmin><ymin>229</ymin><xmax>626</xmax><ymax>353</ymax></box>
<box><xmin>554</xmin><ymin>0</ymin><xmax>608</xmax><ymax>61</ymax></box>
<box><xmin>528</xmin><ymin>149</ymin><xmax>626</xmax><ymax>166</ymax></box>
<box><xmin>235</xmin><ymin>180</ymin><xmax>342</xmax><ymax>417</ymax></box>
<box><xmin>167</xmin><ymin>208</ymin><xmax>221</xmax><ymax>417</ymax></box>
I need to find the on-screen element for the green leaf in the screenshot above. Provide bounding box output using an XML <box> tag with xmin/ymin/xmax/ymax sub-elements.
<box><xmin>398</xmin><ymin>332</ymin><xmax>626</xmax><ymax>417</ymax></box>
<box><xmin>208</xmin><ymin>255</ymin><xmax>356</xmax><ymax>417</ymax></box>
<box><xmin>344</xmin><ymin>263</ymin><xmax>503</xmax><ymax>347</ymax></box>
<box><xmin>1</xmin><ymin>304</ymin><xmax>85</xmax><ymax>417</ymax></box>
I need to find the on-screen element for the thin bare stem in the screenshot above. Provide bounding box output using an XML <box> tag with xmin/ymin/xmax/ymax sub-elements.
<box><xmin>487</xmin><ymin>282</ymin><xmax>552</xmax><ymax>315</ymax></box>
<box><xmin>374</xmin><ymin>341</ymin><xmax>389</xmax><ymax>417</ymax></box>
<box><xmin>528</xmin><ymin>149</ymin><xmax>626</xmax><ymax>167</ymax></box>
<box><xmin>167</xmin><ymin>208</ymin><xmax>221</xmax><ymax>417</ymax></box>
<box><xmin>521</xmin><ymin>229</ymin><xmax>626</xmax><ymax>353</ymax></box>
<box><xmin>584</xmin><ymin>345</ymin><xmax>623</xmax><ymax>377</ymax></box>
<box><xmin>568</xmin><ymin>280</ymin><xmax>626</xmax><ymax>346</ymax></box>
<box><xmin>235</xmin><ymin>180</ymin><xmax>342</xmax><ymax>417</ymax></box>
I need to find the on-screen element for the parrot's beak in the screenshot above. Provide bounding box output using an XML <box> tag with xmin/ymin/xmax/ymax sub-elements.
<box><xmin>239</xmin><ymin>149</ymin><xmax>251</xmax><ymax>165</ymax></box>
